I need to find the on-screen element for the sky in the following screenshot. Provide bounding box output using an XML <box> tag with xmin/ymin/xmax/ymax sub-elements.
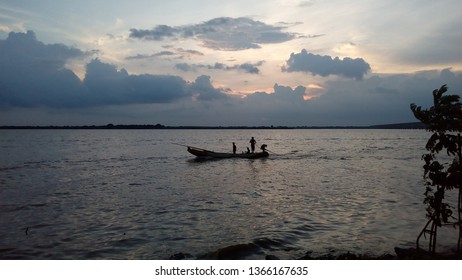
<box><xmin>0</xmin><ymin>0</ymin><xmax>461</xmax><ymax>126</ymax></box>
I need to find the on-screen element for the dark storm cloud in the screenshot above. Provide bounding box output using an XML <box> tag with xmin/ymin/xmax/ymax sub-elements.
<box><xmin>0</xmin><ymin>31</ymin><xmax>229</xmax><ymax>108</ymax></box>
<box><xmin>129</xmin><ymin>17</ymin><xmax>298</xmax><ymax>51</ymax></box>
<box><xmin>83</xmin><ymin>59</ymin><xmax>191</xmax><ymax>105</ymax></box>
<box><xmin>282</xmin><ymin>49</ymin><xmax>371</xmax><ymax>80</ymax></box>
<box><xmin>245</xmin><ymin>84</ymin><xmax>307</xmax><ymax>105</ymax></box>
<box><xmin>0</xmin><ymin>31</ymin><xmax>90</xmax><ymax>107</ymax></box>
<box><xmin>189</xmin><ymin>75</ymin><xmax>228</xmax><ymax>101</ymax></box>
<box><xmin>273</xmin><ymin>84</ymin><xmax>307</xmax><ymax>99</ymax></box>
<box><xmin>175</xmin><ymin>61</ymin><xmax>264</xmax><ymax>74</ymax></box>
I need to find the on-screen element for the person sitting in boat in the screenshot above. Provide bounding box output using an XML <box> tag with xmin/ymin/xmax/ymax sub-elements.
<box><xmin>232</xmin><ymin>142</ymin><xmax>237</xmax><ymax>154</ymax></box>
<box><xmin>260</xmin><ymin>144</ymin><xmax>267</xmax><ymax>152</ymax></box>
<box><xmin>246</xmin><ymin>147</ymin><xmax>250</xmax><ymax>154</ymax></box>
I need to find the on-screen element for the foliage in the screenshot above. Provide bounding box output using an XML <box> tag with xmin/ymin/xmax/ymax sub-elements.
<box><xmin>410</xmin><ymin>84</ymin><xmax>462</xmax><ymax>227</ymax></box>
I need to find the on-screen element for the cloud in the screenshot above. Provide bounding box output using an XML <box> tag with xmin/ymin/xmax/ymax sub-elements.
<box><xmin>84</xmin><ymin>61</ymin><xmax>228</xmax><ymax>104</ymax></box>
<box><xmin>125</xmin><ymin>51</ymin><xmax>175</xmax><ymax>60</ymax></box>
<box><xmin>129</xmin><ymin>24</ymin><xmax>178</xmax><ymax>41</ymax></box>
<box><xmin>307</xmin><ymin>34</ymin><xmax>325</xmax><ymax>38</ymax></box>
<box><xmin>0</xmin><ymin>31</ymin><xmax>89</xmax><ymax>107</ymax></box>
<box><xmin>189</xmin><ymin>75</ymin><xmax>228</xmax><ymax>101</ymax></box>
<box><xmin>282</xmin><ymin>49</ymin><xmax>371</xmax><ymax>80</ymax></box>
<box><xmin>301</xmin><ymin>69</ymin><xmax>462</xmax><ymax>125</ymax></box>
<box><xmin>0</xmin><ymin>31</ymin><xmax>228</xmax><ymax>108</ymax></box>
<box><xmin>2</xmin><ymin>31</ymin><xmax>462</xmax><ymax>127</ymax></box>
<box><xmin>67</xmin><ymin>58</ymin><xmax>193</xmax><ymax>106</ymax></box>
<box><xmin>175</xmin><ymin>62</ymin><xmax>194</xmax><ymax>72</ymax></box>
<box><xmin>175</xmin><ymin>61</ymin><xmax>264</xmax><ymax>74</ymax></box>
<box><xmin>274</xmin><ymin>84</ymin><xmax>307</xmax><ymax>99</ymax></box>
<box><xmin>226</xmin><ymin>69</ymin><xmax>462</xmax><ymax>126</ymax></box>
<box><xmin>129</xmin><ymin>17</ymin><xmax>298</xmax><ymax>51</ymax></box>
<box><xmin>0</xmin><ymin>30</ymin><xmax>86</xmax><ymax>63</ymax></box>
<box><xmin>170</xmin><ymin>47</ymin><xmax>204</xmax><ymax>58</ymax></box>
<box><xmin>125</xmin><ymin>46</ymin><xmax>204</xmax><ymax>60</ymax></box>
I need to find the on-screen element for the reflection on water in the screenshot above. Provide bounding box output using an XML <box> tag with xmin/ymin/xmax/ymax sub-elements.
<box><xmin>0</xmin><ymin>129</ymin><xmax>458</xmax><ymax>259</ymax></box>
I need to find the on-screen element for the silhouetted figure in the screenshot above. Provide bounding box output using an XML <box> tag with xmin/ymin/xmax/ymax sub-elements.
<box><xmin>232</xmin><ymin>142</ymin><xmax>236</xmax><ymax>154</ymax></box>
<box><xmin>260</xmin><ymin>144</ymin><xmax>267</xmax><ymax>152</ymax></box>
<box><xmin>249</xmin><ymin>137</ymin><xmax>256</xmax><ymax>153</ymax></box>
<box><xmin>246</xmin><ymin>147</ymin><xmax>250</xmax><ymax>154</ymax></box>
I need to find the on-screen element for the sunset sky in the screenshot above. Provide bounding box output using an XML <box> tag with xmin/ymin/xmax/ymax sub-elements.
<box><xmin>1</xmin><ymin>0</ymin><xmax>461</xmax><ymax>126</ymax></box>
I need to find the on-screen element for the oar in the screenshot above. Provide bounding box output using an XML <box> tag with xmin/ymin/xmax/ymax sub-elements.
<box><xmin>172</xmin><ymin>143</ymin><xmax>209</xmax><ymax>151</ymax></box>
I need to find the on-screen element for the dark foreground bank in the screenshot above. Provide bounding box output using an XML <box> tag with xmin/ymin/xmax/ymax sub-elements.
<box><xmin>168</xmin><ymin>245</ymin><xmax>462</xmax><ymax>260</ymax></box>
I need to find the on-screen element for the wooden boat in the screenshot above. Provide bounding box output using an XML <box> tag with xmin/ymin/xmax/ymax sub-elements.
<box><xmin>187</xmin><ymin>146</ymin><xmax>269</xmax><ymax>159</ymax></box>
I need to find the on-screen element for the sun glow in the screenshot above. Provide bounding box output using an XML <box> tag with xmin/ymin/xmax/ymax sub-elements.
<box><xmin>303</xmin><ymin>83</ymin><xmax>324</xmax><ymax>100</ymax></box>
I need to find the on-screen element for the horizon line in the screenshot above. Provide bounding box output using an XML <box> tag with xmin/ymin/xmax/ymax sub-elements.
<box><xmin>0</xmin><ymin>122</ymin><xmax>425</xmax><ymax>129</ymax></box>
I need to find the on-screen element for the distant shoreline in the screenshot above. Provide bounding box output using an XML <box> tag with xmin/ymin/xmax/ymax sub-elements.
<box><xmin>0</xmin><ymin>122</ymin><xmax>426</xmax><ymax>130</ymax></box>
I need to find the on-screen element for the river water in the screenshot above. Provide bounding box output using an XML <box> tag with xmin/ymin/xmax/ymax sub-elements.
<box><xmin>0</xmin><ymin>129</ymin><xmax>459</xmax><ymax>259</ymax></box>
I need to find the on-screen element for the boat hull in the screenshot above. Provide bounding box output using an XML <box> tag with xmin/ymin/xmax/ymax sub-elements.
<box><xmin>187</xmin><ymin>147</ymin><xmax>268</xmax><ymax>159</ymax></box>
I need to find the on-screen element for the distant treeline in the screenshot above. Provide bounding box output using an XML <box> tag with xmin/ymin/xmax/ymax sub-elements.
<box><xmin>0</xmin><ymin>122</ymin><xmax>426</xmax><ymax>129</ymax></box>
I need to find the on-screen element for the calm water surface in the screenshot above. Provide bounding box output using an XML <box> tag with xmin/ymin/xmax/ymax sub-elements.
<box><xmin>0</xmin><ymin>129</ymin><xmax>458</xmax><ymax>259</ymax></box>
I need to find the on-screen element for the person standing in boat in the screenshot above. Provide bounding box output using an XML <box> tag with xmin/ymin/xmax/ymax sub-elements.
<box><xmin>232</xmin><ymin>142</ymin><xmax>237</xmax><ymax>154</ymax></box>
<box><xmin>249</xmin><ymin>137</ymin><xmax>256</xmax><ymax>153</ymax></box>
